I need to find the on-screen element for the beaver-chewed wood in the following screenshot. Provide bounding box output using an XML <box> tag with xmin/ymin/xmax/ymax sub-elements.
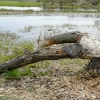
<box><xmin>0</xmin><ymin>31</ymin><xmax>100</xmax><ymax>74</ymax></box>
<box><xmin>38</xmin><ymin>31</ymin><xmax>85</xmax><ymax>48</ymax></box>
<box><xmin>0</xmin><ymin>43</ymin><xmax>90</xmax><ymax>74</ymax></box>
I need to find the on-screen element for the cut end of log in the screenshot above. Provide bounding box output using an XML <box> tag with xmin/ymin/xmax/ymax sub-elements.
<box><xmin>38</xmin><ymin>39</ymin><xmax>57</xmax><ymax>48</ymax></box>
<box><xmin>38</xmin><ymin>31</ymin><xmax>85</xmax><ymax>49</ymax></box>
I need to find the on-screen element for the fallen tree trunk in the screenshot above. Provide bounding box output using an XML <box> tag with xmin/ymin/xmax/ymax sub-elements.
<box><xmin>0</xmin><ymin>31</ymin><xmax>100</xmax><ymax>74</ymax></box>
<box><xmin>0</xmin><ymin>43</ymin><xmax>89</xmax><ymax>74</ymax></box>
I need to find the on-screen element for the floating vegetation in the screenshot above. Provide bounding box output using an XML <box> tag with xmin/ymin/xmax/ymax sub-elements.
<box><xmin>19</xmin><ymin>26</ymin><xmax>36</xmax><ymax>33</ymax></box>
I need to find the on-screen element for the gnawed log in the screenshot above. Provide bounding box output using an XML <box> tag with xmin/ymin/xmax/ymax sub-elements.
<box><xmin>39</xmin><ymin>31</ymin><xmax>100</xmax><ymax>57</ymax></box>
<box><xmin>38</xmin><ymin>31</ymin><xmax>85</xmax><ymax>48</ymax></box>
<box><xmin>0</xmin><ymin>43</ymin><xmax>90</xmax><ymax>74</ymax></box>
<box><xmin>0</xmin><ymin>31</ymin><xmax>100</xmax><ymax>74</ymax></box>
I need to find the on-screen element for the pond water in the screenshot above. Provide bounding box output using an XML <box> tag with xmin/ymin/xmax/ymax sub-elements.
<box><xmin>0</xmin><ymin>7</ymin><xmax>100</xmax><ymax>41</ymax></box>
<box><xmin>0</xmin><ymin>6</ymin><xmax>43</xmax><ymax>11</ymax></box>
<box><xmin>1</xmin><ymin>15</ymin><xmax>98</xmax><ymax>29</ymax></box>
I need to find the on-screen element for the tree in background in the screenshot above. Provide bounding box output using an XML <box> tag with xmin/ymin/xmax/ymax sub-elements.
<box><xmin>92</xmin><ymin>0</ymin><xmax>100</xmax><ymax>5</ymax></box>
<box><xmin>18</xmin><ymin>0</ymin><xmax>100</xmax><ymax>5</ymax></box>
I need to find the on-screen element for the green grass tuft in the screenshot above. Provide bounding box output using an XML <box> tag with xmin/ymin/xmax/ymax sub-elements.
<box><xmin>5</xmin><ymin>69</ymin><xmax>21</xmax><ymax>79</ymax></box>
<box><xmin>5</xmin><ymin>67</ymin><xmax>32</xmax><ymax>80</ymax></box>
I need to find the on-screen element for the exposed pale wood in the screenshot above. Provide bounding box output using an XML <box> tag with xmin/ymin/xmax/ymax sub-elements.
<box><xmin>79</xmin><ymin>34</ymin><xmax>100</xmax><ymax>57</ymax></box>
<box><xmin>38</xmin><ymin>31</ymin><xmax>85</xmax><ymax>48</ymax></box>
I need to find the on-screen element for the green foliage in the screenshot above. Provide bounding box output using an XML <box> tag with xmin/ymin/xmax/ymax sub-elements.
<box><xmin>37</xmin><ymin>71</ymin><xmax>50</xmax><ymax>77</ymax></box>
<box><xmin>42</xmin><ymin>0</ymin><xmax>48</xmax><ymax>4</ymax></box>
<box><xmin>21</xmin><ymin>66</ymin><xmax>32</xmax><ymax>76</ymax></box>
<box><xmin>32</xmin><ymin>61</ymin><xmax>51</xmax><ymax>77</ymax></box>
<box><xmin>12</xmin><ymin>46</ymin><xmax>24</xmax><ymax>56</ymax></box>
<box><xmin>0</xmin><ymin>0</ymin><xmax>100</xmax><ymax>7</ymax></box>
<box><xmin>5</xmin><ymin>69</ymin><xmax>21</xmax><ymax>79</ymax></box>
<box><xmin>0</xmin><ymin>1</ymin><xmax>41</xmax><ymax>7</ymax></box>
<box><xmin>11</xmin><ymin>40</ymin><xmax>34</xmax><ymax>58</ymax></box>
<box><xmin>0</xmin><ymin>53</ymin><xmax>12</xmax><ymax>64</ymax></box>
<box><xmin>21</xmin><ymin>40</ymin><xmax>34</xmax><ymax>51</ymax></box>
<box><xmin>58</xmin><ymin>0</ymin><xmax>65</xmax><ymax>6</ymax></box>
<box><xmin>0</xmin><ymin>0</ymin><xmax>18</xmax><ymax>1</ymax></box>
<box><xmin>0</xmin><ymin>32</ymin><xmax>34</xmax><ymax>79</ymax></box>
<box><xmin>5</xmin><ymin>67</ymin><xmax>32</xmax><ymax>79</ymax></box>
<box><xmin>92</xmin><ymin>0</ymin><xmax>100</xmax><ymax>5</ymax></box>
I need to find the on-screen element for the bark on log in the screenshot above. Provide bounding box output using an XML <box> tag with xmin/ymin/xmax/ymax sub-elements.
<box><xmin>0</xmin><ymin>43</ymin><xmax>89</xmax><ymax>74</ymax></box>
<box><xmin>0</xmin><ymin>31</ymin><xmax>100</xmax><ymax>74</ymax></box>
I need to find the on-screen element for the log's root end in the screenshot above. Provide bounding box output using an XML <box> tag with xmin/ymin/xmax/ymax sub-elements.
<box><xmin>85</xmin><ymin>58</ymin><xmax>100</xmax><ymax>78</ymax></box>
<box><xmin>84</xmin><ymin>68</ymin><xmax>100</xmax><ymax>78</ymax></box>
<box><xmin>78</xmin><ymin>57</ymin><xmax>100</xmax><ymax>79</ymax></box>
<box><xmin>77</xmin><ymin>68</ymin><xmax>100</xmax><ymax>80</ymax></box>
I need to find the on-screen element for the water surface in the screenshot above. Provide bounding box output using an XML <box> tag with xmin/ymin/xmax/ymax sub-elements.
<box><xmin>0</xmin><ymin>10</ymin><xmax>100</xmax><ymax>40</ymax></box>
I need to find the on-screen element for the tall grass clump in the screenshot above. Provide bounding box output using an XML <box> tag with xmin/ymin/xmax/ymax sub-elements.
<box><xmin>5</xmin><ymin>66</ymin><xmax>32</xmax><ymax>79</ymax></box>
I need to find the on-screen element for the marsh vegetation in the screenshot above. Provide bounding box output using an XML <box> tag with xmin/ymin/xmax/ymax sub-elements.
<box><xmin>0</xmin><ymin>2</ymin><xmax>100</xmax><ymax>99</ymax></box>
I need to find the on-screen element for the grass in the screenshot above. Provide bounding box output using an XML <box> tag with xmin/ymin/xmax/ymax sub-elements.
<box><xmin>0</xmin><ymin>1</ymin><xmax>100</xmax><ymax>10</ymax></box>
<box><xmin>0</xmin><ymin>32</ymin><xmax>34</xmax><ymax>61</ymax></box>
<box><xmin>5</xmin><ymin>69</ymin><xmax>22</xmax><ymax>79</ymax></box>
<box><xmin>0</xmin><ymin>32</ymin><xmax>34</xmax><ymax>79</ymax></box>
<box><xmin>0</xmin><ymin>1</ymin><xmax>41</xmax><ymax>7</ymax></box>
<box><xmin>5</xmin><ymin>66</ymin><xmax>32</xmax><ymax>79</ymax></box>
<box><xmin>43</xmin><ymin>4</ymin><xmax>100</xmax><ymax>10</ymax></box>
<box><xmin>0</xmin><ymin>1</ymin><xmax>100</xmax><ymax>13</ymax></box>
